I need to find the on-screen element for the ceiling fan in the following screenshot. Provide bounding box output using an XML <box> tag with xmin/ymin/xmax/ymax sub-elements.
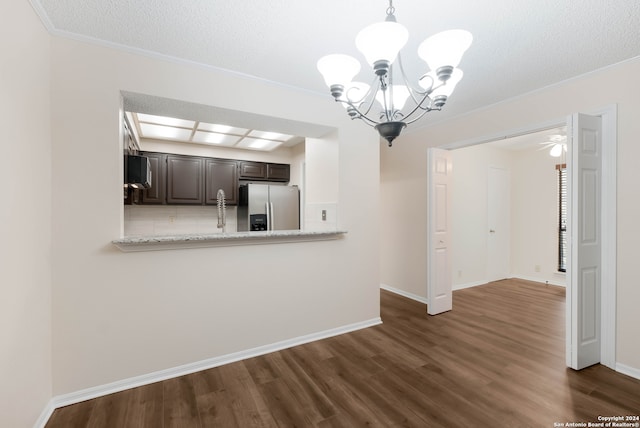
<box><xmin>538</xmin><ymin>134</ymin><xmax>567</xmax><ymax>157</ymax></box>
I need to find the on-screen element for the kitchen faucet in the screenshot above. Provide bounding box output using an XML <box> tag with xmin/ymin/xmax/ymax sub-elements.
<box><xmin>216</xmin><ymin>189</ymin><xmax>226</xmax><ymax>233</ymax></box>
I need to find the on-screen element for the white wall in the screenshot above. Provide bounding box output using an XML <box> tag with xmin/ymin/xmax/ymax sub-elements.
<box><xmin>511</xmin><ymin>146</ymin><xmax>566</xmax><ymax>285</ymax></box>
<box><xmin>305</xmin><ymin>133</ymin><xmax>340</xmax><ymax>230</ymax></box>
<box><xmin>50</xmin><ymin>36</ymin><xmax>380</xmax><ymax>395</ymax></box>
<box><xmin>451</xmin><ymin>144</ymin><xmax>566</xmax><ymax>288</ymax></box>
<box><xmin>380</xmin><ymin>57</ymin><xmax>640</xmax><ymax>371</ymax></box>
<box><xmin>290</xmin><ymin>142</ymin><xmax>305</xmax><ymax>188</ymax></box>
<box><xmin>0</xmin><ymin>0</ymin><xmax>52</xmax><ymax>426</ymax></box>
<box><xmin>451</xmin><ymin>145</ymin><xmax>512</xmax><ymax>288</ymax></box>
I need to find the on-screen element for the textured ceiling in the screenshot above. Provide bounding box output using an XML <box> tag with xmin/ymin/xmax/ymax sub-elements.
<box><xmin>33</xmin><ymin>0</ymin><xmax>640</xmax><ymax>128</ymax></box>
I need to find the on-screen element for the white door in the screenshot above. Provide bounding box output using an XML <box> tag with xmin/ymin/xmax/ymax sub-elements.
<box><xmin>427</xmin><ymin>148</ymin><xmax>453</xmax><ymax>315</ymax></box>
<box><xmin>567</xmin><ymin>113</ymin><xmax>602</xmax><ymax>370</ymax></box>
<box><xmin>487</xmin><ymin>167</ymin><xmax>511</xmax><ymax>282</ymax></box>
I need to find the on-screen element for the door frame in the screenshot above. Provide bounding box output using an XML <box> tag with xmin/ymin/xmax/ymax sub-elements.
<box><xmin>435</xmin><ymin>105</ymin><xmax>617</xmax><ymax>369</ymax></box>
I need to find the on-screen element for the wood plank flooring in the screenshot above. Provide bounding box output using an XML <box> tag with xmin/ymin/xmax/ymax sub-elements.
<box><xmin>46</xmin><ymin>279</ymin><xmax>640</xmax><ymax>427</ymax></box>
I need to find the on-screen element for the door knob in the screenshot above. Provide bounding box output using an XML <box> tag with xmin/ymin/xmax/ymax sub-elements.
<box><xmin>489</xmin><ymin>229</ymin><xmax>496</xmax><ymax>233</ymax></box>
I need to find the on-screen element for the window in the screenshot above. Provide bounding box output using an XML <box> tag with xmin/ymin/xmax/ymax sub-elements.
<box><xmin>557</xmin><ymin>164</ymin><xmax>567</xmax><ymax>272</ymax></box>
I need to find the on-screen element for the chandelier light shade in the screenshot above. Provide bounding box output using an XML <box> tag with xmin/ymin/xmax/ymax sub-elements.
<box><xmin>317</xmin><ymin>0</ymin><xmax>473</xmax><ymax>146</ymax></box>
<box><xmin>355</xmin><ymin>21</ymin><xmax>409</xmax><ymax>68</ymax></box>
<box><xmin>317</xmin><ymin>54</ymin><xmax>362</xmax><ymax>96</ymax></box>
<box><xmin>422</xmin><ymin>68</ymin><xmax>464</xmax><ymax>100</ymax></box>
<box><xmin>376</xmin><ymin>84</ymin><xmax>410</xmax><ymax>111</ymax></box>
<box><xmin>418</xmin><ymin>29</ymin><xmax>473</xmax><ymax>72</ymax></box>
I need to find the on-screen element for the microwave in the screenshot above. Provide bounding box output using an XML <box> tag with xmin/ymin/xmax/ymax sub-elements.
<box><xmin>125</xmin><ymin>155</ymin><xmax>152</xmax><ymax>189</ymax></box>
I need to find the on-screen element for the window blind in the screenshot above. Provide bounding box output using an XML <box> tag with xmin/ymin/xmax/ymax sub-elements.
<box><xmin>557</xmin><ymin>164</ymin><xmax>567</xmax><ymax>273</ymax></box>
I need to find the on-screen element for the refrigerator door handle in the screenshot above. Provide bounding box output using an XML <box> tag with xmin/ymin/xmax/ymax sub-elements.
<box><xmin>269</xmin><ymin>202</ymin><xmax>275</xmax><ymax>231</ymax></box>
<box><xmin>265</xmin><ymin>202</ymin><xmax>270</xmax><ymax>231</ymax></box>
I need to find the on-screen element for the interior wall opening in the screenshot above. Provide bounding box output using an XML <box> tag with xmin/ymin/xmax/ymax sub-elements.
<box><xmin>450</xmin><ymin>125</ymin><xmax>568</xmax><ymax>290</ymax></box>
<box><xmin>431</xmin><ymin>105</ymin><xmax>617</xmax><ymax>370</ymax></box>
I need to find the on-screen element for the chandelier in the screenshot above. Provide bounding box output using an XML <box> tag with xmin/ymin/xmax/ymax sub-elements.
<box><xmin>317</xmin><ymin>1</ymin><xmax>472</xmax><ymax>146</ymax></box>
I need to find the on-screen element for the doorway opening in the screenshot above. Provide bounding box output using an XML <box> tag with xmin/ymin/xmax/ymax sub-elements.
<box><xmin>451</xmin><ymin>126</ymin><xmax>568</xmax><ymax>289</ymax></box>
<box><xmin>427</xmin><ymin>106</ymin><xmax>617</xmax><ymax>370</ymax></box>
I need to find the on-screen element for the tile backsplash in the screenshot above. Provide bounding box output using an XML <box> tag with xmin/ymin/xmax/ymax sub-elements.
<box><xmin>124</xmin><ymin>205</ymin><xmax>238</xmax><ymax>236</ymax></box>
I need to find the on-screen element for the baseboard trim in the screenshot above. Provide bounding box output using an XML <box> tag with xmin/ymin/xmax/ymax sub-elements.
<box><xmin>381</xmin><ymin>277</ymin><xmax>566</xmax><ymax>301</ymax></box>
<box><xmin>380</xmin><ymin>284</ymin><xmax>429</xmax><ymax>304</ymax></box>
<box><xmin>616</xmin><ymin>363</ymin><xmax>640</xmax><ymax>381</ymax></box>
<box><xmin>453</xmin><ymin>277</ymin><xmax>567</xmax><ymax>290</ymax></box>
<box><xmin>452</xmin><ymin>280</ymin><xmax>488</xmax><ymax>291</ymax></box>
<box><xmin>33</xmin><ymin>400</ymin><xmax>55</xmax><ymax>428</ymax></box>
<box><xmin>37</xmin><ymin>317</ymin><xmax>382</xmax><ymax>427</ymax></box>
<box><xmin>512</xmin><ymin>275</ymin><xmax>566</xmax><ymax>287</ymax></box>
<box><xmin>380</xmin><ymin>281</ymin><xmax>495</xmax><ymax>301</ymax></box>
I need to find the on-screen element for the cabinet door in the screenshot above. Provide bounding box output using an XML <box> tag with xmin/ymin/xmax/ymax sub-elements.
<box><xmin>205</xmin><ymin>159</ymin><xmax>238</xmax><ymax>205</ymax></box>
<box><xmin>267</xmin><ymin>163</ymin><xmax>290</xmax><ymax>182</ymax></box>
<box><xmin>124</xmin><ymin>188</ymin><xmax>140</xmax><ymax>205</ymax></box>
<box><xmin>141</xmin><ymin>152</ymin><xmax>166</xmax><ymax>204</ymax></box>
<box><xmin>239</xmin><ymin>161</ymin><xmax>266</xmax><ymax>179</ymax></box>
<box><xmin>166</xmin><ymin>155</ymin><xmax>204</xmax><ymax>204</ymax></box>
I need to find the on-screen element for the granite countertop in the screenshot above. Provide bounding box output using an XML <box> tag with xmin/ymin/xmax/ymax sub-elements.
<box><xmin>112</xmin><ymin>229</ymin><xmax>347</xmax><ymax>252</ymax></box>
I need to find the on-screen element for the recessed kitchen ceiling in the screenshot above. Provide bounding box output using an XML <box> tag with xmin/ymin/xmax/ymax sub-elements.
<box><xmin>127</xmin><ymin>112</ymin><xmax>299</xmax><ymax>152</ymax></box>
<box><xmin>32</xmin><ymin>0</ymin><xmax>640</xmax><ymax>127</ymax></box>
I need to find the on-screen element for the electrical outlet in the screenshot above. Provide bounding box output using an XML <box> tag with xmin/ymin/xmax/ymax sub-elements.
<box><xmin>458</xmin><ymin>270</ymin><xmax>462</xmax><ymax>278</ymax></box>
<box><xmin>169</xmin><ymin>216</ymin><xmax>176</xmax><ymax>223</ymax></box>
<box><xmin>322</xmin><ymin>210</ymin><xmax>327</xmax><ymax>221</ymax></box>
<box><xmin>534</xmin><ymin>265</ymin><xmax>541</xmax><ymax>272</ymax></box>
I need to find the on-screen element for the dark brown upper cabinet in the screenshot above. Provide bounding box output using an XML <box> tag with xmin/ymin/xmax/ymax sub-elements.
<box><xmin>141</xmin><ymin>152</ymin><xmax>167</xmax><ymax>204</ymax></box>
<box><xmin>133</xmin><ymin>152</ymin><xmax>284</xmax><ymax>205</ymax></box>
<box><xmin>267</xmin><ymin>163</ymin><xmax>290</xmax><ymax>181</ymax></box>
<box><xmin>205</xmin><ymin>159</ymin><xmax>238</xmax><ymax>205</ymax></box>
<box><xmin>238</xmin><ymin>161</ymin><xmax>266</xmax><ymax>180</ymax></box>
<box><xmin>166</xmin><ymin>155</ymin><xmax>204</xmax><ymax>204</ymax></box>
<box><xmin>239</xmin><ymin>161</ymin><xmax>290</xmax><ymax>182</ymax></box>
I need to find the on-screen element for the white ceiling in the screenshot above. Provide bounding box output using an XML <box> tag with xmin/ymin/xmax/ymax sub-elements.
<box><xmin>33</xmin><ymin>0</ymin><xmax>640</xmax><ymax>128</ymax></box>
<box><xmin>487</xmin><ymin>126</ymin><xmax>567</xmax><ymax>152</ymax></box>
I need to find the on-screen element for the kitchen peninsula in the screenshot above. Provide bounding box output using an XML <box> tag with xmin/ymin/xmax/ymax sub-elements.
<box><xmin>112</xmin><ymin>229</ymin><xmax>347</xmax><ymax>252</ymax></box>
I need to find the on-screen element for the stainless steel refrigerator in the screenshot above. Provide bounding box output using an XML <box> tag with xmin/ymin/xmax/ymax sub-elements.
<box><xmin>237</xmin><ymin>184</ymin><xmax>300</xmax><ymax>231</ymax></box>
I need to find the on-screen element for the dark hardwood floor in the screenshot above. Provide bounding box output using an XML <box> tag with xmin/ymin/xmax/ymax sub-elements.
<box><xmin>47</xmin><ymin>279</ymin><xmax>640</xmax><ymax>427</ymax></box>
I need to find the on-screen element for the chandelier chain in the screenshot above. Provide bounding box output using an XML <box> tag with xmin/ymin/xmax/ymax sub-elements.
<box><xmin>386</xmin><ymin>0</ymin><xmax>395</xmax><ymax>16</ymax></box>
